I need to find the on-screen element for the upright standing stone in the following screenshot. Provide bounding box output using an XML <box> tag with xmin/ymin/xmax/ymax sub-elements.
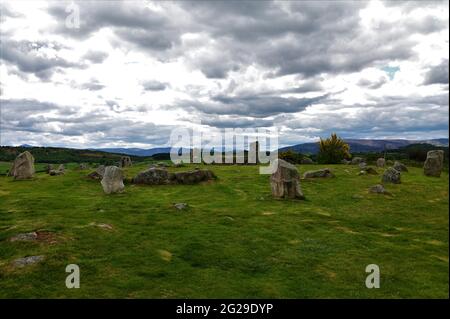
<box><xmin>424</xmin><ymin>150</ymin><xmax>444</xmax><ymax>177</ymax></box>
<box><xmin>8</xmin><ymin>151</ymin><xmax>35</xmax><ymax>180</ymax></box>
<box><xmin>101</xmin><ymin>166</ymin><xmax>125</xmax><ymax>194</ymax></box>
<box><xmin>376</xmin><ymin>158</ymin><xmax>385</xmax><ymax>168</ymax></box>
<box><xmin>270</xmin><ymin>159</ymin><xmax>305</xmax><ymax>199</ymax></box>
<box><xmin>120</xmin><ymin>156</ymin><xmax>132</xmax><ymax>168</ymax></box>
<box><xmin>382</xmin><ymin>167</ymin><xmax>401</xmax><ymax>184</ymax></box>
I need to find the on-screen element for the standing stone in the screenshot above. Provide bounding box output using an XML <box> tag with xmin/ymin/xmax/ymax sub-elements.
<box><xmin>8</xmin><ymin>151</ymin><xmax>35</xmax><ymax>180</ymax></box>
<box><xmin>424</xmin><ymin>150</ymin><xmax>444</xmax><ymax>177</ymax></box>
<box><xmin>101</xmin><ymin>166</ymin><xmax>125</xmax><ymax>194</ymax></box>
<box><xmin>393</xmin><ymin>161</ymin><xmax>408</xmax><ymax>172</ymax></box>
<box><xmin>120</xmin><ymin>156</ymin><xmax>132</xmax><ymax>168</ymax></box>
<box><xmin>382</xmin><ymin>167</ymin><xmax>401</xmax><ymax>184</ymax></box>
<box><xmin>376</xmin><ymin>158</ymin><xmax>386</xmax><ymax>168</ymax></box>
<box><xmin>57</xmin><ymin>164</ymin><xmax>65</xmax><ymax>172</ymax></box>
<box><xmin>270</xmin><ymin>159</ymin><xmax>305</xmax><ymax>199</ymax></box>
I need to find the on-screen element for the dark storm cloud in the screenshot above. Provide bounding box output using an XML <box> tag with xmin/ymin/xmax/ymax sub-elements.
<box><xmin>0</xmin><ymin>98</ymin><xmax>174</xmax><ymax>146</ymax></box>
<box><xmin>283</xmin><ymin>93</ymin><xmax>449</xmax><ymax>136</ymax></box>
<box><xmin>191</xmin><ymin>115</ymin><xmax>274</xmax><ymax>129</ymax></box>
<box><xmin>0</xmin><ymin>38</ymin><xmax>83</xmax><ymax>80</ymax></box>
<box><xmin>179</xmin><ymin>93</ymin><xmax>329</xmax><ymax>118</ymax></box>
<box><xmin>424</xmin><ymin>60</ymin><xmax>449</xmax><ymax>85</ymax></box>
<box><xmin>47</xmin><ymin>1</ymin><xmax>179</xmax><ymax>52</ymax></box>
<box><xmin>45</xmin><ymin>1</ymin><xmax>447</xmax><ymax>79</ymax></box>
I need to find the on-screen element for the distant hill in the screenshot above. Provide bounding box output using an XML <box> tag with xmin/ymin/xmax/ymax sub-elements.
<box><xmin>91</xmin><ymin>147</ymin><xmax>172</xmax><ymax>156</ymax></box>
<box><xmin>0</xmin><ymin>146</ymin><xmax>147</xmax><ymax>164</ymax></box>
<box><xmin>279</xmin><ymin>138</ymin><xmax>449</xmax><ymax>154</ymax></box>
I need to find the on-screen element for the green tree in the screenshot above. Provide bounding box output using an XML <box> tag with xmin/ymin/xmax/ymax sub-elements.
<box><xmin>317</xmin><ymin>133</ymin><xmax>351</xmax><ymax>164</ymax></box>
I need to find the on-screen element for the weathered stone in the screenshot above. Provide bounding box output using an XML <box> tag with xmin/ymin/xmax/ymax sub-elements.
<box><xmin>362</xmin><ymin>166</ymin><xmax>378</xmax><ymax>175</ymax></box>
<box><xmin>376</xmin><ymin>158</ymin><xmax>386</xmax><ymax>168</ymax></box>
<box><xmin>393</xmin><ymin>161</ymin><xmax>408</xmax><ymax>172</ymax></box>
<box><xmin>170</xmin><ymin>169</ymin><xmax>216</xmax><ymax>184</ymax></box>
<box><xmin>382</xmin><ymin>167</ymin><xmax>401</xmax><ymax>184</ymax></box>
<box><xmin>173</xmin><ymin>203</ymin><xmax>188</xmax><ymax>210</ymax></box>
<box><xmin>424</xmin><ymin>150</ymin><xmax>444</xmax><ymax>177</ymax></box>
<box><xmin>79</xmin><ymin>163</ymin><xmax>88</xmax><ymax>170</ymax></box>
<box><xmin>12</xmin><ymin>255</ymin><xmax>44</xmax><ymax>268</ymax></box>
<box><xmin>57</xmin><ymin>164</ymin><xmax>65</xmax><ymax>172</ymax></box>
<box><xmin>341</xmin><ymin>159</ymin><xmax>351</xmax><ymax>165</ymax></box>
<box><xmin>9</xmin><ymin>232</ymin><xmax>38</xmax><ymax>242</ymax></box>
<box><xmin>120</xmin><ymin>156</ymin><xmax>132</xmax><ymax>168</ymax></box>
<box><xmin>88</xmin><ymin>165</ymin><xmax>105</xmax><ymax>180</ymax></box>
<box><xmin>303</xmin><ymin>168</ymin><xmax>334</xmax><ymax>178</ymax></box>
<box><xmin>357</xmin><ymin>170</ymin><xmax>367</xmax><ymax>176</ymax></box>
<box><xmin>300</xmin><ymin>157</ymin><xmax>314</xmax><ymax>164</ymax></box>
<box><xmin>132</xmin><ymin>168</ymin><xmax>170</xmax><ymax>185</ymax></box>
<box><xmin>351</xmin><ymin>157</ymin><xmax>365</xmax><ymax>165</ymax></box>
<box><xmin>101</xmin><ymin>166</ymin><xmax>125</xmax><ymax>194</ymax></box>
<box><xmin>359</xmin><ymin>162</ymin><xmax>367</xmax><ymax>170</ymax></box>
<box><xmin>270</xmin><ymin>159</ymin><xmax>305</xmax><ymax>199</ymax></box>
<box><xmin>45</xmin><ymin>164</ymin><xmax>54</xmax><ymax>173</ymax></box>
<box><xmin>8</xmin><ymin>151</ymin><xmax>35</xmax><ymax>180</ymax></box>
<box><xmin>369</xmin><ymin>184</ymin><xmax>391</xmax><ymax>195</ymax></box>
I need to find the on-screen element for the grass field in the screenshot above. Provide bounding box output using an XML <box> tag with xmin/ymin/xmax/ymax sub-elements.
<box><xmin>0</xmin><ymin>161</ymin><xmax>448</xmax><ymax>298</ymax></box>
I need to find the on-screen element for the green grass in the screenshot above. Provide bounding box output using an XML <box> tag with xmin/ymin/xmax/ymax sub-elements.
<box><xmin>0</xmin><ymin>162</ymin><xmax>448</xmax><ymax>298</ymax></box>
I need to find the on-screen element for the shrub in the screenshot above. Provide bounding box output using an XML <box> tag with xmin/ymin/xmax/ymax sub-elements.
<box><xmin>279</xmin><ymin>150</ymin><xmax>304</xmax><ymax>164</ymax></box>
<box><xmin>317</xmin><ymin>133</ymin><xmax>351</xmax><ymax>164</ymax></box>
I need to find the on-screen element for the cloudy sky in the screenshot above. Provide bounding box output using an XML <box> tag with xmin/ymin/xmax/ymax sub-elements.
<box><xmin>0</xmin><ymin>0</ymin><xmax>448</xmax><ymax>149</ymax></box>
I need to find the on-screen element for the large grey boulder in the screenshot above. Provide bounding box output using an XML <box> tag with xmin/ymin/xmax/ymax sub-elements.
<box><xmin>303</xmin><ymin>168</ymin><xmax>334</xmax><ymax>178</ymax></box>
<box><xmin>101</xmin><ymin>166</ymin><xmax>125</xmax><ymax>194</ymax></box>
<box><xmin>49</xmin><ymin>164</ymin><xmax>66</xmax><ymax>176</ymax></box>
<box><xmin>300</xmin><ymin>157</ymin><xmax>314</xmax><ymax>164</ymax></box>
<box><xmin>376</xmin><ymin>158</ymin><xmax>386</xmax><ymax>168</ymax></box>
<box><xmin>393</xmin><ymin>161</ymin><xmax>408</xmax><ymax>172</ymax></box>
<box><xmin>132</xmin><ymin>167</ymin><xmax>170</xmax><ymax>185</ymax></box>
<box><xmin>120</xmin><ymin>156</ymin><xmax>132</xmax><ymax>168</ymax></box>
<box><xmin>270</xmin><ymin>159</ymin><xmax>304</xmax><ymax>199</ymax></box>
<box><xmin>382</xmin><ymin>167</ymin><xmax>401</xmax><ymax>184</ymax></box>
<box><xmin>169</xmin><ymin>169</ymin><xmax>216</xmax><ymax>185</ymax></box>
<box><xmin>8</xmin><ymin>151</ymin><xmax>35</xmax><ymax>180</ymax></box>
<box><xmin>369</xmin><ymin>184</ymin><xmax>391</xmax><ymax>195</ymax></box>
<box><xmin>424</xmin><ymin>150</ymin><xmax>444</xmax><ymax>177</ymax></box>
